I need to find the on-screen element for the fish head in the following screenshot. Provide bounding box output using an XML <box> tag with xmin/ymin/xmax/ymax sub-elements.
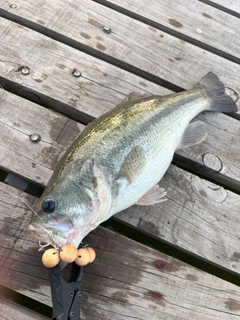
<box><xmin>28</xmin><ymin>159</ymin><xmax>112</xmax><ymax>249</ymax></box>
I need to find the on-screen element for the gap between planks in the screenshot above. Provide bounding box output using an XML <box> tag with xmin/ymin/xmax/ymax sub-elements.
<box><xmin>0</xmin><ymin>18</ymin><xmax>240</xmax><ymax>180</ymax></box>
<box><xmin>1</xmin><ymin>185</ymin><xmax>240</xmax><ymax>319</ymax></box>
<box><xmin>0</xmin><ymin>295</ymin><xmax>50</xmax><ymax>320</ymax></box>
<box><xmin>1</xmin><ymin>91</ymin><xmax>240</xmax><ymax>275</ymax></box>
<box><xmin>91</xmin><ymin>0</ymin><xmax>240</xmax><ymax>62</ymax></box>
<box><xmin>0</xmin><ymin>8</ymin><xmax>182</xmax><ymax>93</ymax></box>
<box><xmin>1</xmin><ymin>85</ymin><xmax>240</xmax><ymax>190</ymax></box>
<box><xmin>198</xmin><ymin>0</ymin><xmax>240</xmax><ymax>17</ymax></box>
<box><xmin>0</xmin><ymin>0</ymin><xmax>240</xmax><ymax>94</ymax></box>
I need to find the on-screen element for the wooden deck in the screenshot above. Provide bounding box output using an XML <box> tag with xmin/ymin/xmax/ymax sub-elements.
<box><xmin>0</xmin><ymin>0</ymin><xmax>240</xmax><ymax>319</ymax></box>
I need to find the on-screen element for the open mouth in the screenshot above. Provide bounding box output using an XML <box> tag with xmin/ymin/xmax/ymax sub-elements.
<box><xmin>28</xmin><ymin>222</ymin><xmax>74</xmax><ymax>249</ymax></box>
<box><xmin>28</xmin><ymin>223</ymin><xmax>54</xmax><ymax>244</ymax></box>
<box><xmin>28</xmin><ymin>217</ymin><xmax>84</xmax><ymax>250</ymax></box>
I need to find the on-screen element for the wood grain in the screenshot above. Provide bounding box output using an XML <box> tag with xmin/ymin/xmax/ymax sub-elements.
<box><xmin>207</xmin><ymin>0</ymin><xmax>240</xmax><ymax>13</ymax></box>
<box><xmin>0</xmin><ymin>0</ymin><xmax>239</xmax><ymax>98</ymax></box>
<box><xmin>0</xmin><ymin>298</ymin><xmax>49</xmax><ymax>320</ymax></box>
<box><xmin>1</xmin><ymin>91</ymin><xmax>240</xmax><ymax>273</ymax></box>
<box><xmin>1</xmin><ymin>23</ymin><xmax>240</xmax><ymax>181</ymax></box>
<box><xmin>116</xmin><ymin>165</ymin><xmax>240</xmax><ymax>272</ymax></box>
<box><xmin>0</xmin><ymin>88</ymin><xmax>84</xmax><ymax>185</ymax></box>
<box><xmin>1</xmin><ymin>183</ymin><xmax>240</xmax><ymax>320</ymax></box>
<box><xmin>0</xmin><ymin>19</ymin><xmax>170</xmax><ymax>119</ymax></box>
<box><xmin>180</xmin><ymin>111</ymin><xmax>240</xmax><ymax>180</ymax></box>
<box><xmin>100</xmin><ymin>0</ymin><xmax>240</xmax><ymax>57</ymax></box>
<box><xmin>0</xmin><ymin>0</ymin><xmax>240</xmax><ymax>318</ymax></box>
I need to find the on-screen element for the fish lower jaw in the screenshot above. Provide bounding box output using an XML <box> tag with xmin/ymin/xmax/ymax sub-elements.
<box><xmin>28</xmin><ymin>223</ymin><xmax>64</xmax><ymax>249</ymax></box>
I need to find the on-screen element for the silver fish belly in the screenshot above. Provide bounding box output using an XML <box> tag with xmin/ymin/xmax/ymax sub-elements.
<box><xmin>29</xmin><ymin>72</ymin><xmax>238</xmax><ymax>250</ymax></box>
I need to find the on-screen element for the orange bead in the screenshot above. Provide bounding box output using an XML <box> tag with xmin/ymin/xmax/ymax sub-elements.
<box><xmin>75</xmin><ymin>248</ymin><xmax>91</xmax><ymax>266</ymax></box>
<box><xmin>86</xmin><ymin>247</ymin><xmax>96</xmax><ymax>263</ymax></box>
<box><xmin>60</xmin><ymin>244</ymin><xmax>78</xmax><ymax>263</ymax></box>
<box><xmin>42</xmin><ymin>248</ymin><xmax>60</xmax><ymax>268</ymax></box>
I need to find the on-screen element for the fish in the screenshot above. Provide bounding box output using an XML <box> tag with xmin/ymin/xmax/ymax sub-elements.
<box><xmin>28</xmin><ymin>72</ymin><xmax>238</xmax><ymax>250</ymax></box>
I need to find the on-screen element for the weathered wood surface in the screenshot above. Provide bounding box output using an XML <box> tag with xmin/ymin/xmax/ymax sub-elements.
<box><xmin>0</xmin><ymin>88</ymin><xmax>84</xmax><ymax>185</ymax></box>
<box><xmin>1</xmin><ymin>90</ymin><xmax>240</xmax><ymax>275</ymax></box>
<box><xmin>1</xmin><ymin>183</ymin><xmax>240</xmax><ymax>320</ymax></box>
<box><xmin>0</xmin><ymin>0</ymin><xmax>240</xmax><ymax>319</ymax></box>
<box><xmin>0</xmin><ymin>0</ymin><xmax>240</xmax><ymax>98</ymax></box>
<box><xmin>100</xmin><ymin>0</ymin><xmax>240</xmax><ymax>57</ymax></box>
<box><xmin>1</xmin><ymin>20</ymin><xmax>240</xmax><ymax>182</ymax></box>
<box><xmin>209</xmin><ymin>0</ymin><xmax>240</xmax><ymax>13</ymax></box>
<box><xmin>0</xmin><ymin>297</ymin><xmax>49</xmax><ymax>320</ymax></box>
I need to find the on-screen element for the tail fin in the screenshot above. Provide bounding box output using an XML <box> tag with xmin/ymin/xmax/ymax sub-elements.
<box><xmin>198</xmin><ymin>72</ymin><xmax>238</xmax><ymax>113</ymax></box>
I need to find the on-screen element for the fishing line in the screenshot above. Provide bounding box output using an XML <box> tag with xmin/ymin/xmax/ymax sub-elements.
<box><xmin>0</xmin><ymin>185</ymin><xmax>55</xmax><ymax>250</ymax></box>
<box><xmin>0</xmin><ymin>87</ymin><xmax>57</xmax><ymax>250</ymax></box>
<box><xmin>16</xmin><ymin>196</ymin><xmax>54</xmax><ymax>241</ymax></box>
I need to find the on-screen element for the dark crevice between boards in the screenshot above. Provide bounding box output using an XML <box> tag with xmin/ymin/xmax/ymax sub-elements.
<box><xmin>91</xmin><ymin>0</ymin><xmax>240</xmax><ymax>65</ymax></box>
<box><xmin>2</xmin><ymin>165</ymin><xmax>240</xmax><ymax>287</ymax></box>
<box><xmin>0</xmin><ymin>285</ymin><xmax>51</xmax><ymax>319</ymax></box>
<box><xmin>1</xmin><ymin>79</ymin><xmax>240</xmax><ymax>194</ymax></box>
<box><xmin>101</xmin><ymin>217</ymin><xmax>240</xmax><ymax>286</ymax></box>
<box><xmin>1</xmin><ymin>172</ymin><xmax>240</xmax><ymax>288</ymax></box>
<box><xmin>198</xmin><ymin>0</ymin><xmax>240</xmax><ymax>19</ymax></box>
<box><xmin>0</xmin><ymin>83</ymin><xmax>240</xmax><ymax>195</ymax></box>
<box><xmin>0</xmin><ymin>167</ymin><xmax>44</xmax><ymax>197</ymax></box>
<box><xmin>173</xmin><ymin>154</ymin><xmax>240</xmax><ymax>194</ymax></box>
<box><xmin>0</xmin><ymin>9</ymin><xmax>183</xmax><ymax>93</ymax></box>
<box><xmin>0</xmin><ymin>77</ymin><xmax>95</xmax><ymax>126</ymax></box>
<box><xmin>2</xmin><ymin>157</ymin><xmax>240</xmax><ymax>197</ymax></box>
<box><xmin>1</xmin><ymin>76</ymin><xmax>240</xmax><ymax>127</ymax></box>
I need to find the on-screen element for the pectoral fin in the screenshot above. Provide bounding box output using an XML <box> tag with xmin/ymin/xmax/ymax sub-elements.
<box><xmin>136</xmin><ymin>185</ymin><xmax>167</xmax><ymax>206</ymax></box>
<box><xmin>117</xmin><ymin>146</ymin><xmax>146</xmax><ymax>184</ymax></box>
<box><xmin>177</xmin><ymin>121</ymin><xmax>207</xmax><ymax>150</ymax></box>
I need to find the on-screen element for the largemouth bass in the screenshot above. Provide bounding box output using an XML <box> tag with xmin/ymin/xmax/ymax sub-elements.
<box><xmin>29</xmin><ymin>72</ymin><xmax>237</xmax><ymax>250</ymax></box>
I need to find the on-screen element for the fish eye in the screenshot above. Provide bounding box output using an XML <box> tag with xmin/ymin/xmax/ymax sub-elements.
<box><xmin>41</xmin><ymin>199</ymin><xmax>57</xmax><ymax>213</ymax></box>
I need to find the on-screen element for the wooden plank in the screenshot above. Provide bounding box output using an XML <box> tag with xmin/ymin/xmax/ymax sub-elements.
<box><xmin>116</xmin><ymin>165</ymin><xmax>240</xmax><ymax>272</ymax></box>
<box><xmin>100</xmin><ymin>0</ymin><xmax>240</xmax><ymax>56</ymax></box>
<box><xmin>1</xmin><ymin>22</ymin><xmax>240</xmax><ymax>181</ymax></box>
<box><xmin>1</xmin><ymin>183</ymin><xmax>240</xmax><ymax>320</ymax></box>
<box><xmin>1</xmin><ymin>92</ymin><xmax>240</xmax><ymax>273</ymax></box>
<box><xmin>1</xmin><ymin>0</ymin><xmax>240</xmax><ymax>97</ymax></box>
<box><xmin>0</xmin><ymin>297</ymin><xmax>49</xmax><ymax>320</ymax></box>
<box><xmin>180</xmin><ymin>111</ymin><xmax>240</xmax><ymax>180</ymax></box>
<box><xmin>0</xmin><ymin>0</ymin><xmax>239</xmax><ymax>318</ymax></box>
<box><xmin>207</xmin><ymin>0</ymin><xmax>240</xmax><ymax>14</ymax></box>
<box><xmin>0</xmin><ymin>19</ymin><xmax>169</xmax><ymax>119</ymax></box>
<box><xmin>0</xmin><ymin>88</ymin><xmax>84</xmax><ymax>185</ymax></box>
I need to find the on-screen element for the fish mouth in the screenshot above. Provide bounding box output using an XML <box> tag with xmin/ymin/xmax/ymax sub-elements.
<box><xmin>28</xmin><ymin>216</ymin><xmax>82</xmax><ymax>249</ymax></box>
<box><xmin>28</xmin><ymin>223</ymin><xmax>54</xmax><ymax>244</ymax></box>
<box><xmin>28</xmin><ymin>223</ymin><xmax>67</xmax><ymax>248</ymax></box>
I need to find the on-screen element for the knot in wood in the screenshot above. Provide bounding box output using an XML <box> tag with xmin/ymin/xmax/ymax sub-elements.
<box><xmin>202</xmin><ymin>153</ymin><xmax>223</xmax><ymax>172</ymax></box>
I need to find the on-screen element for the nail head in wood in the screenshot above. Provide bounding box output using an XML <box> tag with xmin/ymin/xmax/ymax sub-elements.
<box><xmin>102</xmin><ymin>26</ymin><xmax>111</xmax><ymax>34</ymax></box>
<box><xmin>72</xmin><ymin>68</ymin><xmax>81</xmax><ymax>77</ymax></box>
<box><xmin>30</xmin><ymin>133</ymin><xmax>41</xmax><ymax>143</ymax></box>
<box><xmin>21</xmin><ymin>66</ymin><xmax>30</xmax><ymax>75</ymax></box>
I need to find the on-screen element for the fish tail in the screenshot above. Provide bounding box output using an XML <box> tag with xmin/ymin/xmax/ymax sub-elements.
<box><xmin>198</xmin><ymin>72</ymin><xmax>238</xmax><ymax>113</ymax></box>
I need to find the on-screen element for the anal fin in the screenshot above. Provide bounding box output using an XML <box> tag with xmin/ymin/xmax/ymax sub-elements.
<box><xmin>177</xmin><ymin>121</ymin><xmax>207</xmax><ymax>150</ymax></box>
<box><xmin>136</xmin><ymin>185</ymin><xmax>167</xmax><ymax>206</ymax></box>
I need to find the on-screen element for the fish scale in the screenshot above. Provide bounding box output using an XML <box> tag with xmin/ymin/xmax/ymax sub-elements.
<box><xmin>28</xmin><ymin>72</ymin><xmax>238</xmax><ymax>251</ymax></box>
